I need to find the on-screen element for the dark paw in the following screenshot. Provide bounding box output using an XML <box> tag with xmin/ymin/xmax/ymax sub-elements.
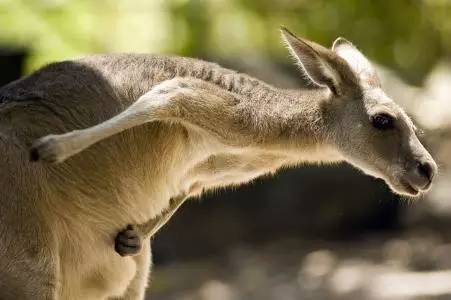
<box><xmin>114</xmin><ymin>225</ymin><xmax>142</xmax><ymax>257</ymax></box>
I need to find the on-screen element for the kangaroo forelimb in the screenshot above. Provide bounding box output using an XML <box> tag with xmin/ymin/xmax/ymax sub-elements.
<box><xmin>115</xmin><ymin>194</ymin><xmax>188</xmax><ymax>257</ymax></box>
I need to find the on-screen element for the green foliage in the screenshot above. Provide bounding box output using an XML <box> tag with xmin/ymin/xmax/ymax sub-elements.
<box><xmin>0</xmin><ymin>0</ymin><xmax>450</xmax><ymax>83</ymax></box>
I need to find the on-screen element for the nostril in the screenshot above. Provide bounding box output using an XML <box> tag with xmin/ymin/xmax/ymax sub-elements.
<box><xmin>417</xmin><ymin>161</ymin><xmax>434</xmax><ymax>181</ymax></box>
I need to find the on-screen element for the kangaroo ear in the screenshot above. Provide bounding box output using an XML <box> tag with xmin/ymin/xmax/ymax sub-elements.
<box><xmin>281</xmin><ymin>27</ymin><xmax>343</xmax><ymax>96</ymax></box>
<box><xmin>332</xmin><ymin>38</ymin><xmax>380</xmax><ymax>88</ymax></box>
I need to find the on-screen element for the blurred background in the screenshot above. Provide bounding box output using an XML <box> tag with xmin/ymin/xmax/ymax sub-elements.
<box><xmin>1</xmin><ymin>0</ymin><xmax>451</xmax><ymax>299</ymax></box>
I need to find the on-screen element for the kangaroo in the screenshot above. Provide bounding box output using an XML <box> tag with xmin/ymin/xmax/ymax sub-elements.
<box><xmin>0</xmin><ymin>27</ymin><xmax>436</xmax><ymax>299</ymax></box>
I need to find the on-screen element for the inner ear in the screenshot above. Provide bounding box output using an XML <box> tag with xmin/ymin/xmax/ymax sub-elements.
<box><xmin>280</xmin><ymin>27</ymin><xmax>343</xmax><ymax>96</ymax></box>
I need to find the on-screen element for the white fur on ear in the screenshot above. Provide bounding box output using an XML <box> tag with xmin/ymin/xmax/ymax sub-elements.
<box><xmin>332</xmin><ymin>37</ymin><xmax>380</xmax><ymax>87</ymax></box>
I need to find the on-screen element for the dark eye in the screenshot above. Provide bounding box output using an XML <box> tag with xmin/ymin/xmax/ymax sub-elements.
<box><xmin>371</xmin><ymin>114</ymin><xmax>394</xmax><ymax>130</ymax></box>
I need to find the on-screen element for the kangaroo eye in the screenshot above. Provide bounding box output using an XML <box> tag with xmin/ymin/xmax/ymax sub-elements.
<box><xmin>371</xmin><ymin>114</ymin><xmax>394</xmax><ymax>130</ymax></box>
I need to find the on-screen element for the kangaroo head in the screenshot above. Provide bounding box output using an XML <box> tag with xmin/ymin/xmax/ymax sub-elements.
<box><xmin>281</xmin><ymin>27</ymin><xmax>437</xmax><ymax>197</ymax></box>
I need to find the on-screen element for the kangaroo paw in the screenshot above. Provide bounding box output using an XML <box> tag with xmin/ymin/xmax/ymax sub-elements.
<box><xmin>114</xmin><ymin>225</ymin><xmax>142</xmax><ymax>257</ymax></box>
<box><xmin>30</xmin><ymin>135</ymin><xmax>66</xmax><ymax>163</ymax></box>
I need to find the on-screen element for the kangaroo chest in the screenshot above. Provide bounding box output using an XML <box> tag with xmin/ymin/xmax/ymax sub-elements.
<box><xmin>180</xmin><ymin>149</ymin><xmax>290</xmax><ymax>196</ymax></box>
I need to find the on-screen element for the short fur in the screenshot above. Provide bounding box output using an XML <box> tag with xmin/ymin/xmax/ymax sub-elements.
<box><xmin>0</xmin><ymin>29</ymin><xmax>436</xmax><ymax>299</ymax></box>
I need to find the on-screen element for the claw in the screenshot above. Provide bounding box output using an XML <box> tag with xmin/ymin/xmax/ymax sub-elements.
<box><xmin>114</xmin><ymin>225</ymin><xmax>142</xmax><ymax>257</ymax></box>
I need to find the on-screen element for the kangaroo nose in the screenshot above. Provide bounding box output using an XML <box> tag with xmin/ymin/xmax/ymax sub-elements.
<box><xmin>417</xmin><ymin>160</ymin><xmax>435</xmax><ymax>182</ymax></box>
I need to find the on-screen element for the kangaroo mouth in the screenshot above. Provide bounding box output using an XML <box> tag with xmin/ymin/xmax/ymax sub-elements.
<box><xmin>374</xmin><ymin>169</ymin><xmax>421</xmax><ymax>197</ymax></box>
<box><xmin>402</xmin><ymin>180</ymin><xmax>420</xmax><ymax>196</ymax></box>
<box><xmin>384</xmin><ymin>170</ymin><xmax>437</xmax><ymax>197</ymax></box>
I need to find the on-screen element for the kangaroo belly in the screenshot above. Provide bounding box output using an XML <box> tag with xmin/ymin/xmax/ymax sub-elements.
<box><xmin>61</xmin><ymin>257</ymin><xmax>136</xmax><ymax>300</ymax></box>
<box><xmin>58</xmin><ymin>224</ymin><xmax>137</xmax><ymax>300</ymax></box>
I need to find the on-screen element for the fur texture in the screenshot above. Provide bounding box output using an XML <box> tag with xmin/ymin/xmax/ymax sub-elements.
<box><xmin>0</xmin><ymin>29</ymin><xmax>436</xmax><ymax>299</ymax></box>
